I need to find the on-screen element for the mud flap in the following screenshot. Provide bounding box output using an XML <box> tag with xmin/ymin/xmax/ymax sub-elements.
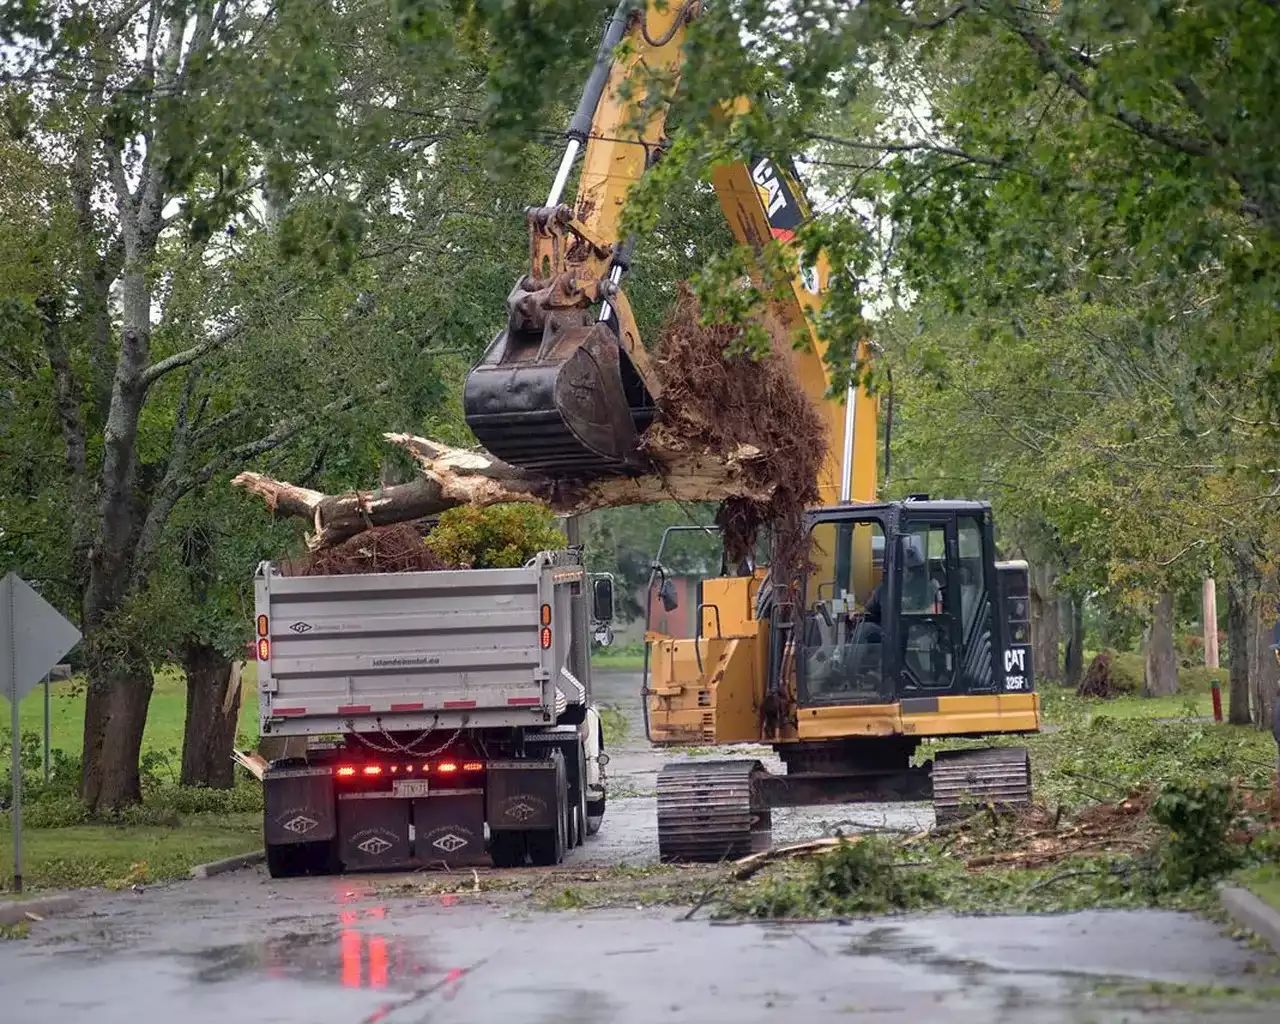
<box><xmin>264</xmin><ymin>766</ymin><xmax>336</xmax><ymax>847</ymax></box>
<box><xmin>412</xmin><ymin>790</ymin><xmax>486</xmax><ymax>866</ymax></box>
<box><xmin>338</xmin><ymin>794</ymin><xmax>412</xmax><ymax>870</ymax></box>
<box><xmin>486</xmin><ymin>759</ymin><xmax>562</xmax><ymax>831</ymax></box>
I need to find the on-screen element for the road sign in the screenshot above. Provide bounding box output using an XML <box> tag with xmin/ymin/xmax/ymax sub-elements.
<box><xmin>2</xmin><ymin>572</ymin><xmax>82</xmax><ymax>893</ymax></box>
<box><xmin>2</xmin><ymin>572</ymin><xmax>82</xmax><ymax>702</ymax></box>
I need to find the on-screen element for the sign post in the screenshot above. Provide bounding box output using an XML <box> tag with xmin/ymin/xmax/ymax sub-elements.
<box><xmin>1</xmin><ymin>573</ymin><xmax>81</xmax><ymax>893</ymax></box>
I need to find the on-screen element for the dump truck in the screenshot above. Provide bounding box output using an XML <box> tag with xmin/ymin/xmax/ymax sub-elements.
<box><xmin>252</xmin><ymin>548</ymin><xmax>615</xmax><ymax>877</ymax></box>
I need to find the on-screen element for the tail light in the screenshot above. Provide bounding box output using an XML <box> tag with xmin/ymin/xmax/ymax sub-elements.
<box><xmin>257</xmin><ymin>637</ymin><xmax>270</xmax><ymax>660</ymax></box>
<box><xmin>336</xmin><ymin>766</ymin><xmax>355</xmax><ymax>778</ymax></box>
<box><xmin>436</xmin><ymin>761</ymin><xmax>458</xmax><ymax>774</ymax></box>
<box><xmin>362</xmin><ymin>765</ymin><xmax>382</xmax><ymax>776</ymax></box>
<box><xmin>462</xmin><ymin>761</ymin><xmax>483</xmax><ymax>772</ymax></box>
<box><xmin>539</xmin><ymin>627</ymin><xmax>552</xmax><ymax>649</ymax></box>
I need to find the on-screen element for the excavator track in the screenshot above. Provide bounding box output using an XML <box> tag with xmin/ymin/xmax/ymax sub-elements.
<box><xmin>930</xmin><ymin>746</ymin><xmax>1032</xmax><ymax>824</ymax></box>
<box><xmin>656</xmin><ymin>760</ymin><xmax>772</xmax><ymax>863</ymax></box>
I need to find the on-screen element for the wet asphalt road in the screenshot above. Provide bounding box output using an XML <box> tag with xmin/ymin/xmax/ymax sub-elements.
<box><xmin>3</xmin><ymin>877</ymin><xmax>1276</xmax><ymax>1023</ymax></box>
<box><xmin>2</xmin><ymin>670</ymin><xmax>1277</xmax><ymax>1022</ymax></box>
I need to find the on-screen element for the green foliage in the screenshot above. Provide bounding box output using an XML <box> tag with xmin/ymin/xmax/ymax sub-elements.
<box><xmin>425</xmin><ymin>503</ymin><xmax>565</xmax><ymax>569</ymax></box>
<box><xmin>737</xmin><ymin>837</ymin><xmax>941</xmax><ymax>918</ymax></box>
<box><xmin>1151</xmin><ymin>779</ymin><xmax>1243</xmax><ymax>889</ymax></box>
<box><xmin>597</xmin><ymin>705</ymin><xmax>628</xmax><ymax>747</ymax></box>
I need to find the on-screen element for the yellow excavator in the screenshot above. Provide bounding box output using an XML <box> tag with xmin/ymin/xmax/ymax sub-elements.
<box><xmin>464</xmin><ymin>0</ymin><xmax>1043</xmax><ymax>861</ymax></box>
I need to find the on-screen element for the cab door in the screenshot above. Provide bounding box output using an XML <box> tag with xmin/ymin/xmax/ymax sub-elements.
<box><xmin>896</xmin><ymin>513</ymin><xmax>961</xmax><ymax>695</ymax></box>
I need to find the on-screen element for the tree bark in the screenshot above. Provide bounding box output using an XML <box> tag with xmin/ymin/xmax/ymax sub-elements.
<box><xmin>1250</xmin><ymin>589</ymin><xmax>1279</xmax><ymax>732</ymax></box>
<box><xmin>80</xmin><ymin>638</ymin><xmax>154</xmax><ymax>810</ymax></box>
<box><xmin>233</xmin><ymin>433</ymin><xmax>774</xmax><ymax>550</ymax></box>
<box><xmin>1029</xmin><ymin>565</ymin><xmax>1060</xmax><ymax>684</ymax></box>
<box><xmin>180</xmin><ymin>644</ymin><xmax>242</xmax><ymax>789</ymax></box>
<box><xmin>1143</xmin><ymin>592</ymin><xmax>1178</xmax><ymax>697</ymax></box>
<box><xmin>1063</xmin><ymin>595</ymin><xmax>1085</xmax><ymax>687</ymax></box>
<box><xmin>1227</xmin><ymin>576</ymin><xmax>1255</xmax><ymax>725</ymax></box>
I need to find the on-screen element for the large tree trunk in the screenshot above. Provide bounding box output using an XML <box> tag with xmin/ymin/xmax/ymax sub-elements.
<box><xmin>1063</xmin><ymin>595</ymin><xmax>1085</xmax><ymax>687</ymax></box>
<box><xmin>233</xmin><ymin>434</ymin><xmax>775</xmax><ymax>551</ymax></box>
<box><xmin>1029</xmin><ymin>565</ymin><xmax>1060</xmax><ymax>685</ymax></box>
<box><xmin>1143</xmin><ymin>592</ymin><xmax>1178</xmax><ymax>697</ymax></box>
<box><xmin>1227</xmin><ymin>576</ymin><xmax>1255</xmax><ymax>725</ymax></box>
<box><xmin>1250</xmin><ymin>591</ymin><xmax>1279</xmax><ymax>732</ymax></box>
<box><xmin>80</xmin><ymin>639</ymin><xmax>154</xmax><ymax>810</ymax></box>
<box><xmin>180</xmin><ymin>643</ymin><xmax>242</xmax><ymax>789</ymax></box>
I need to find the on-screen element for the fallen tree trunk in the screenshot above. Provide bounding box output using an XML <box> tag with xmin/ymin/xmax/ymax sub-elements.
<box><xmin>233</xmin><ymin>433</ymin><xmax>773</xmax><ymax>550</ymax></box>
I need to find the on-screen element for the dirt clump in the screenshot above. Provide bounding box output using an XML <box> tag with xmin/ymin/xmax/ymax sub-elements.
<box><xmin>1077</xmin><ymin>651</ymin><xmax>1118</xmax><ymax>698</ymax></box>
<box><xmin>284</xmin><ymin>522</ymin><xmax>451</xmax><ymax>576</ymax></box>
<box><xmin>646</xmin><ymin>283</ymin><xmax>827</xmax><ymax>587</ymax></box>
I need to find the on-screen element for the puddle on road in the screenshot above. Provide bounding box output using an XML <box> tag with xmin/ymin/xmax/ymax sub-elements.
<box><xmin>187</xmin><ymin>902</ymin><xmax>459</xmax><ymax>996</ymax></box>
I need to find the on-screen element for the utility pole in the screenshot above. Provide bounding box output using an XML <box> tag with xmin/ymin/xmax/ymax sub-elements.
<box><xmin>1203</xmin><ymin>577</ymin><xmax>1220</xmax><ymax>668</ymax></box>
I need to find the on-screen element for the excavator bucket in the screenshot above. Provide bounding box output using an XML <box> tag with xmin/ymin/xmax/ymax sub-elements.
<box><xmin>463</xmin><ymin>279</ymin><xmax>656</xmax><ymax>478</ymax></box>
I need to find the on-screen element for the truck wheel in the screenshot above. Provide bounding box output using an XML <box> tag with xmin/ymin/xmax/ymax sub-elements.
<box><xmin>586</xmin><ymin>797</ymin><xmax>605</xmax><ymax>836</ymax></box>
<box><xmin>490</xmin><ymin>830</ymin><xmax>527</xmax><ymax>868</ymax></box>
<box><xmin>574</xmin><ymin>742</ymin><xmax>588</xmax><ymax>848</ymax></box>
<box><xmin>266</xmin><ymin>842</ymin><xmax>303</xmax><ymax>879</ymax></box>
<box><xmin>527</xmin><ymin>817</ymin><xmax>565</xmax><ymax>866</ymax></box>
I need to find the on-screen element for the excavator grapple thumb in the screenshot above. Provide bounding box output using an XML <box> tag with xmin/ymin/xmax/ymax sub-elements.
<box><xmin>463</xmin><ymin>273</ymin><xmax>656</xmax><ymax>479</ymax></box>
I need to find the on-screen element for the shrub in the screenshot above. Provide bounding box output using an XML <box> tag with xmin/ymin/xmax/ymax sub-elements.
<box><xmin>426</xmin><ymin>503</ymin><xmax>565</xmax><ymax>569</ymax></box>
<box><xmin>1103</xmin><ymin>649</ymin><xmax>1143</xmax><ymax>695</ymax></box>
<box><xmin>1151</xmin><ymin>778</ymin><xmax>1242</xmax><ymax>888</ymax></box>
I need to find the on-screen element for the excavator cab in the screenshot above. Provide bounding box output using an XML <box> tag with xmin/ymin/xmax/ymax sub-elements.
<box><xmin>793</xmin><ymin>500</ymin><xmax>1033</xmax><ymax>709</ymax></box>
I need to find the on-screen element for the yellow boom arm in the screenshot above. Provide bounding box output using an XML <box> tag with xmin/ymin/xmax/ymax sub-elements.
<box><xmin>464</xmin><ymin>0</ymin><xmax>878</xmax><ymax>501</ymax></box>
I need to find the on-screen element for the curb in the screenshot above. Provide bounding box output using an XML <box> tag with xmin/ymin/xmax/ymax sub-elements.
<box><xmin>190</xmin><ymin>849</ymin><xmax>265</xmax><ymax>880</ymax></box>
<box><xmin>1219</xmin><ymin>886</ymin><xmax>1280</xmax><ymax>954</ymax></box>
<box><xmin>0</xmin><ymin>895</ymin><xmax>79</xmax><ymax>926</ymax></box>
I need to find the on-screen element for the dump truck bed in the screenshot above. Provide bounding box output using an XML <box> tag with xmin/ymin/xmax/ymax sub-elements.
<box><xmin>254</xmin><ymin>552</ymin><xmax>584</xmax><ymax>738</ymax></box>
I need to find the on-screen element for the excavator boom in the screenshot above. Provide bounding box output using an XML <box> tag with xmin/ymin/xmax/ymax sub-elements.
<box><xmin>461</xmin><ymin>0</ymin><xmax>874</xmax><ymax>495</ymax></box>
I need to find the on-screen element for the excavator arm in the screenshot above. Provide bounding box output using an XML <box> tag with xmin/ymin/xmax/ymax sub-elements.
<box><xmin>463</xmin><ymin>0</ymin><xmax>878</xmax><ymax>503</ymax></box>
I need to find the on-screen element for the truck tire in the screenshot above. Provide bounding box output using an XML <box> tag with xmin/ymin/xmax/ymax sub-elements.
<box><xmin>527</xmin><ymin>751</ymin><xmax>568</xmax><ymax>867</ymax></box>
<box><xmin>490</xmin><ymin>830</ymin><xmax>527</xmax><ymax>868</ymax></box>
<box><xmin>586</xmin><ymin>796</ymin><xmax>605</xmax><ymax>837</ymax></box>
<box><xmin>266</xmin><ymin>842</ymin><xmax>303</xmax><ymax>879</ymax></box>
<box><xmin>574</xmin><ymin>741</ymin><xmax>588</xmax><ymax>848</ymax></box>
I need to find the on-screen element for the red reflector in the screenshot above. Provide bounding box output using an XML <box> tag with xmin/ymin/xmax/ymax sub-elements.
<box><xmin>390</xmin><ymin>765</ymin><xmax>398</xmax><ymax>773</ymax></box>
<box><xmin>336</xmin><ymin>766</ymin><xmax>356</xmax><ymax>777</ymax></box>
<box><xmin>257</xmin><ymin>637</ymin><xmax>270</xmax><ymax>660</ymax></box>
<box><xmin>442</xmin><ymin>700</ymin><xmax>476</xmax><ymax>710</ymax></box>
<box><xmin>405</xmin><ymin>765</ymin><xmax>414</xmax><ymax>772</ymax></box>
<box><xmin>508</xmin><ymin>696</ymin><xmax>540</xmax><ymax>706</ymax></box>
<box><xmin>274</xmin><ymin>707</ymin><xmax>306</xmax><ymax>716</ymax></box>
<box><xmin>390</xmin><ymin>702</ymin><xmax>424</xmax><ymax>712</ymax></box>
<box><xmin>539</xmin><ymin>626</ymin><xmax>552</xmax><ymax>649</ymax></box>
<box><xmin>338</xmin><ymin>704</ymin><xmax>371</xmax><ymax>715</ymax></box>
<box><xmin>421</xmin><ymin>763</ymin><xmax>431</xmax><ymax>772</ymax></box>
<box><xmin>462</xmin><ymin>761</ymin><xmax>483</xmax><ymax>772</ymax></box>
<box><xmin>256</xmin><ymin>614</ymin><xmax>269</xmax><ymax>637</ymax></box>
<box><xmin>437</xmin><ymin>761</ymin><xmax>458</xmax><ymax>773</ymax></box>
<box><xmin>362</xmin><ymin>765</ymin><xmax>382</xmax><ymax>776</ymax></box>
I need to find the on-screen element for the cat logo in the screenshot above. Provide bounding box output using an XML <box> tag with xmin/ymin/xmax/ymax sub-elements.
<box><xmin>751</xmin><ymin>157</ymin><xmax>788</xmax><ymax>219</ymax></box>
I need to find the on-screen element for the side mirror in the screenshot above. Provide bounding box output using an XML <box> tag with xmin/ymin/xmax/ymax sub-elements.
<box><xmin>591</xmin><ymin>576</ymin><xmax>614</xmax><ymax>622</ymax></box>
<box><xmin>659</xmin><ymin>578</ymin><xmax>679</xmax><ymax>613</ymax></box>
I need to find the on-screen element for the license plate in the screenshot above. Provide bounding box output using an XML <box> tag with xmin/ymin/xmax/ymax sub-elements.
<box><xmin>393</xmin><ymin>779</ymin><xmax>430</xmax><ymax>798</ymax></box>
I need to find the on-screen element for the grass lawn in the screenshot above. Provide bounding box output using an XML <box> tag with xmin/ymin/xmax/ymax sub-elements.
<box><xmin>1237</xmin><ymin>863</ymin><xmax>1280</xmax><ymax>914</ymax></box>
<box><xmin>0</xmin><ymin>813</ymin><xmax>261</xmax><ymax>890</ymax></box>
<box><xmin>592</xmin><ymin>643</ymin><xmax>645</xmax><ymax>671</ymax></box>
<box><xmin>0</xmin><ymin>665</ymin><xmax>262</xmax><ymax>754</ymax></box>
<box><xmin>1062</xmin><ymin>692</ymin><xmax>1215</xmax><ymax>722</ymax></box>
